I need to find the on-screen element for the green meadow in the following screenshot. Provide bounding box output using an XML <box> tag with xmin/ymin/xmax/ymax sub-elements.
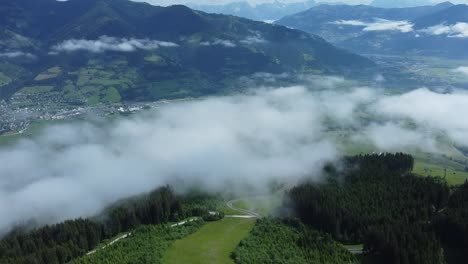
<box><xmin>163</xmin><ymin>218</ymin><xmax>256</xmax><ymax>264</ymax></box>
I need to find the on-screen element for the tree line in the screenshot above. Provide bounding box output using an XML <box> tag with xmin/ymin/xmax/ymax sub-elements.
<box><xmin>0</xmin><ymin>186</ymin><xmax>215</xmax><ymax>264</ymax></box>
<box><xmin>71</xmin><ymin>221</ymin><xmax>203</xmax><ymax>264</ymax></box>
<box><xmin>232</xmin><ymin>218</ymin><xmax>358</xmax><ymax>264</ymax></box>
<box><xmin>289</xmin><ymin>153</ymin><xmax>451</xmax><ymax>264</ymax></box>
<box><xmin>433</xmin><ymin>181</ymin><xmax>468</xmax><ymax>263</ymax></box>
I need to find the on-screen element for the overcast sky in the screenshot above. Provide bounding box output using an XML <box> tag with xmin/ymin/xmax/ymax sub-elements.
<box><xmin>131</xmin><ymin>0</ymin><xmax>468</xmax><ymax>7</ymax></box>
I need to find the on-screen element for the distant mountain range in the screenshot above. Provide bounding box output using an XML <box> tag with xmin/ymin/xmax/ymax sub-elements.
<box><xmin>371</xmin><ymin>0</ymin><xmax>433</xmax><ymax>8</ymax></box>
<box><xmin>188</xmin><ymin>1</ymin><xmax>316</xmax><ymax>22</ymax></box>
<box><xmin>276</xmin><ymin>2</ymin><xmax>468</xmax><ymax>57</ymax></box>
<box><xmin>0</xmin><ymin>0</ymin><xmax>373</xmax><ymax>105</ymax></box>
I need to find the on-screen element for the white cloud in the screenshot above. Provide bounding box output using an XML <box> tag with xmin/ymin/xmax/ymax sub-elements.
<box><xmin>453</xmin><ymin>66</ymin><xmax>468</xmax><ymax>76</ymax></box>
<box><xmin>0</xmin><ymin>86</ymin><xmax>337</xmax><ymax>232</ymax></box>
<box><xmin>357</xmin><ymin>123</ymin><xmax>437</xmax><ymax>152</ymax></box>
<box><xmin>0</xmin><ymin>51</ymin><xmax>36</xmax><ymax>59</ymax></box>
<box><xmin>51</xmin><ymin>36</ymin><xmax>179</xmax><ymax>53</ymax></box>
<box><xmin>200</xmin><ymin>39</ymin><xmax>237</xmax><ymax>47</ymax></box>
<box><xmin>240</xmin><ymin>35</ymin><xmax>268</xmax><ymax>45</ymax></box>
<box><xmin>332</xmin><ymin>18</ymin><xmax>414</xmax><ymax>33</ymax></box>
<box><xmin>421</xmin><ymin>23</ymin><xmax>468</xmax><ymax>38</ymax></box>
<box><xmin>376</xmin><ymin>88</ymin><xmax>468</xmax><ymax>147</ymax></box>
<box><xmin>3</xmin><ymin>78</ymin><xmax>468</xmax><ymax>233</ymax></box>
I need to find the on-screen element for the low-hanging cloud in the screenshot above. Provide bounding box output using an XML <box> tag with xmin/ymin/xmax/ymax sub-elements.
<box><xmin>355</xmin><ymin>122</ymin><xmax>438</xmax><ymax>152</ymax></box>
<box><xmin>421</xmin><ymin>22</ymin><xmax>468</xmax><ymax>38</ymax></box>
<box><xmin>375</xmin><ymin>88</ymin><xmax>468</xmax><ymax>147</ymax></box>
<box><xmin>332</xmin><ymin>18</ymin><xmax>414</xmax><ymax>33</ymax></box>
<box><xmin>453</xmin><ymin>66</ymin><xmax>468</xmax><ymax>76</ymax></box>
<box><xmin>200</xmin><ymin>38</ymin><xmax>237</xmax><ymax>47</ymax></box>
<box><xmin>50</xmin><ymin>36</ymin><xmax>179</xmax><ymax>53</ymax></box>
<box><xmin>0</xmin><ymin>86</ymin><xmax>337</xmax><ymax>233</ymax></box>
<box><xmin>0</xmin><ymin>51</ymin><xmax>36</xmax><ymax>59</ymax></box>
<box><xmin>2</xmin><ymin>80</ymin><xmax>468</xmax><ymax>234</ymax></box>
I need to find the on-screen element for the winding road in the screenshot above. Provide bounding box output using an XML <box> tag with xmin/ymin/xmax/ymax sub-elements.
<box><xmin>225</xmin><ymin>198</ymin><xmax>261</xmax><ymax>218</ymax></box>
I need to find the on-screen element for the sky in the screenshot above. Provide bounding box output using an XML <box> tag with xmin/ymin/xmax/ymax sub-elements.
<box><xmin>130</xmin><ymin>0</ymin><xmax>468</xmax><ymax>7</ymax></box>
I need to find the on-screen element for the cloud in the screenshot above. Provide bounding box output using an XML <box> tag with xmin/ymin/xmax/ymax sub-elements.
<box><xmin>3</xmin><ymin>78</ymin><xmax>468</xmax><ymax>233</ymax></box>
<box><xmin>421</xmin><ymin>23</ymin><xmax>468</xmax><ymax>38</ymax></box>
<box><xmin>453</xmin><ymin>66</ymin><xmax>468</xmax><ymax>76</ymax></box>
<box><xmin>0</xmin><ymin>86</ymin><xmax>337</xmax><ymax>233</ymax></box>
<box><xmin>332</xmin><ymin>18</ymin><xmax>414</xmax><ymax>33</ymax></box>
<box><xmin>0</xmin><ymin>51</ymin><xmax>36</xmax><ymax>59</ymax></box>
<box><xmin>240</xmin><ymin>32</ymin><xmax>268</xmax><ymax>45</ymax></box>
<box><xmin>200</xmin><ymin>39</ymin><xmax>237</xmax><ymax>47</ymax></box>
<box><xmin>356</xmin><ymin>123</ymin><xmax>437</xmax><ymax>152</ymax></box>
<box><xmin>50</xmin><ymin>36</ymin><xmax>179</xmax><ymax>53</ymax></box>
<box><xmin>375</xmin><ymin>88</ymin><xmax>468</xmax><ymax>147</ymax></box>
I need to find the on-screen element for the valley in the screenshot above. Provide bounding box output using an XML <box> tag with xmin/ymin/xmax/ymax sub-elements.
<box><xmin>1</xmin><ymin>0</ymin><xmax>468</xmax><ymax>264</ymax></box>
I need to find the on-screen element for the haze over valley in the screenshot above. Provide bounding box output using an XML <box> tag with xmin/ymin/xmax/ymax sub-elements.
<box><xmin>1</xmin><ymin>0</ymin><xmax>468</xmax><ymax>264</ymax></box>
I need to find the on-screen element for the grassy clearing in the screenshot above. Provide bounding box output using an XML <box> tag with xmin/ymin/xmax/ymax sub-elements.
<box><xmin>219</xmin><ymin>204</ymin><xmax>246</xmax><ymax>215</ymax></box>
<box><xmin>34</xmin><ymin>66</ymin><xmax>61</xmax><ymax>81</ymax></box>
<box><xmin>163</xmin><ymin>218</ymin><xmax>255</xmax><ymax>264</ymax></box>
<box><xmin>232</xmin><ymin>194</ymin><xmax>284</xmax><ymax>217</ymax></box>
<box><xmin>0</xmin><ymin>134</ymin><xmax>21</xmax><ymax>145</ymax></box>
<box><xmin>340</xmin><ymin>137</ymin><xmax>468</xmax><ymax>186</ymax></box>
<box><xmin>413</xmin><ymin>161</ymin><xmax>468</xmax><ymax>186</ymax></box>
<box><xmin>104</xmin><ymin>87</ymin><xmax>122</xmax><ymax>103</ymax></box>
<box><xmin>20</xmin><ymin>85</ymin><xmax>54</xmax><ymax>94</ymax></box>
<box><xmin>144</xmin><ymin>54</ymin><xmax>165</xmax><ymax>64</ymax></box>
<box><xmin>0</xmin><ymin>120</ymin><xmax>67</xmax><ymax>147</ymax></box>
<box><xmin>0</xmin><ymin>72</ymin><xmax>12</xmax><ymax>86</ymax></box>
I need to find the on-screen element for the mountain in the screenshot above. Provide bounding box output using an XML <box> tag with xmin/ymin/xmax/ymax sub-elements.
<box><xmin>0</xmin><ymin>0</ymin><xmax>374</xmax><ymax>105</ymax></box>
<box><xmin>276</xmin><ymin>3</ymin><xmax>454</xmax><ymax>42</ymax></box>
<box><xmin>413</xmin><ymin>4</ymin><xmax>468</xmax><ymax>28</ymax></box>
<box><xmin>276</xmin><ymin>2</ymin><xmax>468</xmax><ymax>57</ymax></box>
<box><xmin>189</xmin><ymin>1</ymin><xmax>316</xmax><ymax>22</ymax></box>
<box><xmin>338</xmin><ymin>4</ymin><xmax>468</xmax><ymax>56</ymax></box>
<box><xmin>371</xmin><ymin>0</ymin><xmax>433</xmax><ymax>8</ymax></box>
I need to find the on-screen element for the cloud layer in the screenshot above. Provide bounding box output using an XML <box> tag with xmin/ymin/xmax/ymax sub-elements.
<box><xmin>0</xmin><ymin>86</ymin><xmax>337</xmax><ymax>232</ymax></box>
<box><xmin>332</xmin><ymin>19</ymin><xmax>414</xmax><ymax>32</ymax></box>
<box><xmin>51</xmin><ymin>36</ymin><xmax>179</xmax><ymax>53</ymax></box>
<box><xmin>453</xmin><ymin>66</ymin><xmax>468</xmax><ymax>76</ymax></box>
<box><xmin>0</xmin><ymin>51</ymin><xmax>36</xmax><ymax>59</ymax></box>
<box><xmin>200</xmin><ymin>39</ymin><xmax>237</xmax><ymax>47</ymax></box>
<box><xmin>421</xmin><ymin>23</ymin><xmax>468</xmax><ymax>38</ymax></box>
<box><xmin>2</xmin><ymin>79</ymin><xmax>468</xmax><ymax>233</ymax></box>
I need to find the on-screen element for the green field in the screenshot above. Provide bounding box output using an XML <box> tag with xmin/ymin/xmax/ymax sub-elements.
<box><xmin>0</xmin><ymin>72</ymin><xmax>12</xmax><ymax>86</ymax></box>
<box><xmin>413</xmin><ymin>161</ymin><xmax>468</xmax><ymax>186</ymax></box>
<box><xmin>232</xmin><ymin>194</ymin><xmax>284</xmax><ymax>217</ymax></box>
<box><xmin>164</xmin><ymin>218</ymin><xmax>256</xmax><ymax>264</ymax></box>
<box><xmin>0</xmin><ymin>120</ymin><xmax>67</xmax><ymax>146</ymax></box>
<box><xmin>219</xmin><ymin>204</ymin><xmax>247</xmax><ymax>215</ymax></box>
<box><xmin>339</xmin><ymin>136</ymin><xmax>468</xmax><ymax>186</ymax></box>
<box><xmin>20</xmin><ymin>85</ymin><xmax>54</xmax><ymax>94</ymax></box>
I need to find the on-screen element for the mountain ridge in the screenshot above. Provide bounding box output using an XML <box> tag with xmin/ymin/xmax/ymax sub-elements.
<box><xmin>0</xmin><ymin>0</ymin><xmax>374</xmax><ymax>104</ymax></box>
<box><xmin>275</xmin><ymin>2</ymin><xmax>468</xmax><ymax>57</ymax></box>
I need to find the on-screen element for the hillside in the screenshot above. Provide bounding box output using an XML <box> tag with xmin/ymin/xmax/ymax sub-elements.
<box><xmin>276</xmin><ymin>3</ymin><xmax>452</xmax><ymax>42</ymax></box>
<box><xmin>276</xmin><ymin>2</ymin><xmax>468</xmax><ymax>57</ymax></box>
<box><xmin>413</xmin><ymin>4</ymin><xmax>468</xmax><ymax>28</ymax></box>
<box><xmin>0</xmin><ymin>0</ymin><xmax>374</xmax><ymax>105</ymax></box>
<box><xmin>189</xmin><ymin>0</ymin><xmax>316</xmax><ymax>22</ymax></box>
